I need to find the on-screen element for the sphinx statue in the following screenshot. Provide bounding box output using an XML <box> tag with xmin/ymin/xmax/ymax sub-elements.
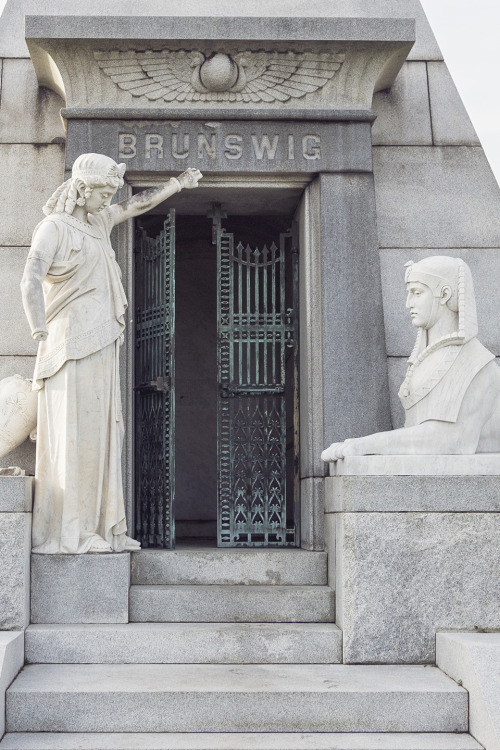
<box><xmin>322</xmin><ymin>256</ymin><xmax>500</xmax><ymax>461</ymax></box>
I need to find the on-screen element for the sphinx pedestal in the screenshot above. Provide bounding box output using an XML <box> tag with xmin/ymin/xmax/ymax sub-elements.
<box><xmin>325</xmin><ymin>456</ymin><xmax>500</xmax><ymax>663</ymax></box>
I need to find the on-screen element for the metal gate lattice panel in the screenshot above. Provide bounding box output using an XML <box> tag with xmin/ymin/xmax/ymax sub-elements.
<box><xmin>217</xmin><ymin>228</ymin><xmax>296</xmax><ymax>547</ymax></box>
<box><xmin>134</xmin><ymin>210</ymin><xmax>175</xmax><ymax>549</ymax></box>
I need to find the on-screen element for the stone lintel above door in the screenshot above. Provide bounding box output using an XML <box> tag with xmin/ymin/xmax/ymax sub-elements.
<box><xmin>25</xmin><ymin>16</ymin><xmax>415</xmax><ymax>118</ymax></box>
<box><xmin>65</xmin><ymin>119</ymin><xmax>374</xmax><ymax>175</ymax></box>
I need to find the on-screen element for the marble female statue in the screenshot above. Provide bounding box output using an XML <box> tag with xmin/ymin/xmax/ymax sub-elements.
<box><xmin>322</xmin><ymin>255</ymin><xmax>500</xmax><ymax>461</ymax></box>
<box><xmin>21</xmin><ymin>153</ymin><xmax>202</xmax><ymax>553</ymax></box>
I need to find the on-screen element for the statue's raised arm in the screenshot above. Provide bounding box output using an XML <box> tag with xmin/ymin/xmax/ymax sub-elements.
<box><xmin>108</xmin><ymin>167</ymin><xmax>202</xmax><ymax>225</ymax></box>
<box><xmin>321</xmin><ymin>256</ymin><xmax>500</xmax><ymax>462</ymax></box>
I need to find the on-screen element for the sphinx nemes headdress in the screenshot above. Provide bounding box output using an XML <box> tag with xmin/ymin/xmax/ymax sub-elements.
<box><xmin>404</xmin><ymin>255</ymin><xmax>478</xmax><ymax>365</ymax></box>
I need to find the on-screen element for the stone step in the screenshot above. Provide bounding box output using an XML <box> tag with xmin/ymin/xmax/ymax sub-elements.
<box><xmin>25</xmin><ymin>622</ymin><xmax>342</xmax><ymax>664</ymax></box>
<box><xmin>131</xmin><ymin>548</ymin><xmax>328</xmax><ymax>586</ymax></box>
<box><xmin>6</xmin><ymin>664</ymin><xmax>467</xmax><ymax>733</ymax></box>
<box><xmin>129</xmin><ymin>585</ymin><xmax>334</xmax><ymax>622</ymax></box>
<box><xmin>0</xmin><ymin>733</ymin><xmax>483</xmax><ymax>750</ymax></box>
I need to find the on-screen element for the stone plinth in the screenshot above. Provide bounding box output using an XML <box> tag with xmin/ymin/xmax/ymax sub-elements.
<box><xmin>31</xmin><ymin>554</ymin><xmax>130</xmax><ymax>624</ymax></box>
<box><xmin>326</xmin><ymin>475</ymin><xmax>500</xmax><ymax>513</ymax></box>
<box><xmin>325</xmin><ymin>466</ymin><xmax>500</xmax><ymax>664</ymax></box>
<box><xmin>0</xmin><ymin>475</ymin><xmax>33</xmax><ymax>513</ymax></box>
<box><xmin>437</xmin><ymin>633</ymin><xmax>500</xmax><ymax>750</ymax></box>
<box><xmin>329</xmin><ymin>454</ymin><xmax>500</xmax><ymax>476</ymax></box>
<box><xmin>0</xmin><ymin>632</ymin><xmax>24</xmax><ymax>737</ymax></box>
<box><xmin>0</xmin><ymin>477</ymin><xmax>33</xmax><ymax>630</ymax></box>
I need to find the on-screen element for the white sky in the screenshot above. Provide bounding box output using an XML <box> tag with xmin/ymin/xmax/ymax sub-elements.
<box><xmin>0</xmin><ymin>0</ymin><xmax>499</xmax><ymax>185</ymax></box>
<box><xmin>420</xmin><ymin>0</ymin><xmax>500</xmax><ymax>187</ymax></box>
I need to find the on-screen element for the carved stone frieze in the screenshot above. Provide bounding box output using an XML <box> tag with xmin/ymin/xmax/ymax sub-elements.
<box><xmin>94</xmin><ymin>50</ymin><xmax>345</xmax><ymax>103</ymax></box>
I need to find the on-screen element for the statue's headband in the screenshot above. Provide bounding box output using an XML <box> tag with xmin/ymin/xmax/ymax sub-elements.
<box><xmin>404</xmin><ymin>263</ymin><xmax>453</xmax><ymax>297</ymax></box>
<box><xmin>72</xmin><ymin>162</ymin><xmax>126</xmax><ymax>183</ymax></box>
<box><xmin>404</xmin><ymin>257</ymin><xmax>478</xmax><ymax>345</ymax></box>
<box><xmin>71</xmin><ymin>153</ymin><xmax>126</xmax><ymax>186</ymax></box>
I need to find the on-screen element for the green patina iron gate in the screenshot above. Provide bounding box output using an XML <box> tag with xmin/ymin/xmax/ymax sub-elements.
<box><xmin>134</xmin><ymin>207</ymin><xmax>299</xmax><ymax>548</ymax></box>
<box><xmin>134</xmin><ymin>210</ymin><xmax>175</xmax><ymax>549</ymax></box>
<box><xmin>215</xmin><ymin>211</ymin><xmax>300</xmax><ymax>547</ymax></box>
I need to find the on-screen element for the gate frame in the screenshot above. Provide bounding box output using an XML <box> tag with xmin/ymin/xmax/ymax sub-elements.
<box><xmin>117</xmin><ymin>174</ymin><xmax>325</xmax><ymax>550</ymax></box>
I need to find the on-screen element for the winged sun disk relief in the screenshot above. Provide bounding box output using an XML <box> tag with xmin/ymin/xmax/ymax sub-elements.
<box><xmin>94</xmin><ymin>50</ymin><xmax>345</xmax><ymax>103</ymax></box>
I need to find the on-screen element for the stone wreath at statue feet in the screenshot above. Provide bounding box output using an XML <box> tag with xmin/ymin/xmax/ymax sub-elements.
<box><xmin>321</xmin><ymin>256</ymin><xmax>500</xmax><ymax>463</ymax></box>
<box><xmin>21</xmin><ymin>155</ymin><xmax>202</xmax><ymax>553</ymax></box>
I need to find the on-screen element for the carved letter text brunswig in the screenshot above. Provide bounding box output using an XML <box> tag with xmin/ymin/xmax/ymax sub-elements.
<box><xmin>118</xmin><ymin>131</ymin><xmax>323</xmax><ymax>164</ymax></box>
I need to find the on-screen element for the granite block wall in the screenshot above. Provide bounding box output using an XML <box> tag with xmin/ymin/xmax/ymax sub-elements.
<box><xmin>0</xmin><ymin>54</ymin><xmax>65</xmax><ymax>471</ymax></box>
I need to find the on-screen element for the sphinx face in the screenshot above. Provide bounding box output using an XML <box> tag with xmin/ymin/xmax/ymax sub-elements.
<box><xmin>405</xmin><ymin>281</ymin><xmax>435</xmax><ymax>329</ymax></box>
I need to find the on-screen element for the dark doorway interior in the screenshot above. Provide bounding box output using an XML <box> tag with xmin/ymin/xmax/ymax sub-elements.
<box><xmin>135</xmin><ymin>211</ymin><xmax>296</xmax><ymax>546</ymax></box>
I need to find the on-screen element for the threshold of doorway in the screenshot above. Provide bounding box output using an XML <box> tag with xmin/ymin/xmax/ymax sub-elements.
<box><xmin>175</xmin><ymin>537</ymin><xmax>217</xmax><ymax>549</ymax></box>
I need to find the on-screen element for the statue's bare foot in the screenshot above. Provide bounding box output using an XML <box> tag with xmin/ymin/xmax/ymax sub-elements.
<box><xmin>89</xmin><ymin>537</ymin><xmax>113</xmax><ymax>553</ymax></box>
<box><xmin>124</xmin><ymin>535</ymin><xmax>141</xmax><ymax>551</ymax></box>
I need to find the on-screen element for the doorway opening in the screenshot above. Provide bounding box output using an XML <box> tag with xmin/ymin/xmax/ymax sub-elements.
<box><xmin>134</xmin><ymin>206</ymin><xmax>299</xmax><ymax>548</ymax></box>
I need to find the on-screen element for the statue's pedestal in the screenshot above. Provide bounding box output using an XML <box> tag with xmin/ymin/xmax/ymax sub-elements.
<box><xmin>31</xmin><ymin>553</ymin><xmax>130</xmax><ymax>624</ymax></box>
<box><xmin>0</xmin><ymin>476</ymin><xmax>33</xmax><ymax>630</ymax></box>
<box><xmin>325</xmin><ymin>457</ymin><xmax>500</xmax><ymax>664</ymax></box>
<box><xmin>329</xmin><ymin>453</ymin><xmax>500</xmax><ymax>476</ymax></box>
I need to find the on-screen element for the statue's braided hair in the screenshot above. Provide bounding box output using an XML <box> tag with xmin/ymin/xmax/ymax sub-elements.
<box><xmin>42</xmin><ymin>153</ymin><xmax>126</xmax><ymax>216</ymax></box>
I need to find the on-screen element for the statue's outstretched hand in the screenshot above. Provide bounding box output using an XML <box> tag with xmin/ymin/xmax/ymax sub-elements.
<box><xmin>177</xmin><ymin>168</ymin><xmax>203</xmax><ymax>190</ymax></box>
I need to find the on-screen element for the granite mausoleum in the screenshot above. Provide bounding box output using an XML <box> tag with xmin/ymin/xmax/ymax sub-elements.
<box><xmin>0</xmin><ymin>1</ymin><xmax>499</xmax><ymax>748</ymax></box>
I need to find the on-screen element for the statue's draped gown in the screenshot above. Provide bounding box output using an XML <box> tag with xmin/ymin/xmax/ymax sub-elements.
<box><xmin>29</xmin><ymin>208</ymin><xmax>128</xmax><ymax>553</ymax></box>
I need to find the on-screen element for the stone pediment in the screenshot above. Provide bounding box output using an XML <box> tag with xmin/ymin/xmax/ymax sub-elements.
<box><xmin>25</xmin><ymin>16</ymin><xmax>415</xmax><ymax>117</ymax></box>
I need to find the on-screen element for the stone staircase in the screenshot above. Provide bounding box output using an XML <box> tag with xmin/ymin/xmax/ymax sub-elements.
<box><xmin>0</xmin><ymin>548</ymin><xmax>479</xmax><ymax>749</ymax></box>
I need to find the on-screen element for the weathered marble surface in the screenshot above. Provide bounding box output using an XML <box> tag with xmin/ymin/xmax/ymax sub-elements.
<box><xmin>26</xmin><ymin>18</ymin><xmax>415</xmax><ymax>114</ymax></box>
<box><xmin>0</xmin><ymin>376</ymin><xmax>37</xmax><ymax>460</ymax></box>
<box><xmin>0</xmin><ymin>513</ymin><xmax>31</xmax><ymax>630</ymax></box>
<box><xmin>6</xmin><ymin>663</ymin><xmax>467</xmax><ymax>733</ymax></box>
<box><xmin>0</xmin><ymin>476</ymin><xmax>33</xmax><ymax>513</ymax></box>
<box><xmin>25</xmin><ymin>622</ymin><xmax>342</xmax><ymax>665</ymax></box>
<box><xmin>0</xmin><ymin>59</ymin><xmax>65</xmax><ymax>145</ymax></box>
<box><xmin>437</xmin><ymin>633</ymin><xmax>500</xmax><ymax>750</ymax></box>
<box><xmin>0</xmin><ymin>145</ymin><xmax>65</xmax><ymax>246</ymax></box>
<box><xmin>0</xmin><ymin>251</ymin><xmax>38</xmax><ymax>357</ymax></box>
<box><xmin>0</xmin><ymin>0</ymin><xmax>440</xmax><ymax>60</ymax></box>
<box><xmin>0</xmin><ymin>733</ymin><xmax>483</xmax><ymax>750</ymax></box>
<box><xmin>372</xmin><ymin>61</ymin><xmax>432</xmax><ymax>146</ymax></box>
<box><xmin>319</xmin><ymin>173</ymin><xmax>392</xmax><ymax>445</ymax></box>
<box><xmin>336</xmin><ymin>511</ymin><xmax>500</xmax><ymax>663</ymax></box>
<box><xmin>0</xmin><ymin>632</ymin><xmax>24</xmax><ymax>737</ymax></box>
<box><xmin>329</xmin><ymin>455</ymin><xmax>500</xmax><ymax>476</ymax></box>
<box><xmin>373</xmin><ymin>147</ymin><xmax>500</xmax><ymax>249</ymax></box>
<box><xmin>0</xmin><ymin>361</ymin><xmax>37</xmax><ymax>474</ymax></box>
<box><xmin>427</xmin><ymin>62</ymin><xmax>480</xmax><ymax>147</ymax></box>
<box><xmin>326</xmin><ymin>474</ymin><xmax>500</xmax><ymax>513</ymax></box>
<box><xmin>30</xmin><ymin>554</ymin><xmax>131</xmax><ymax>624</ymax></box>
<box><xmin>130</xmin><ymin>584</ymin><xmax>334</xmax><ymax>624</ymax></box>
<box><xmin>300</xmin><ymin>477</ymin><xmax>325</xmax><ymax>552</ymax></box>
<box><xmin>131</xmin><ymin>548</ymin><xmax>327</xmax><ymax>586</ymax></box>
